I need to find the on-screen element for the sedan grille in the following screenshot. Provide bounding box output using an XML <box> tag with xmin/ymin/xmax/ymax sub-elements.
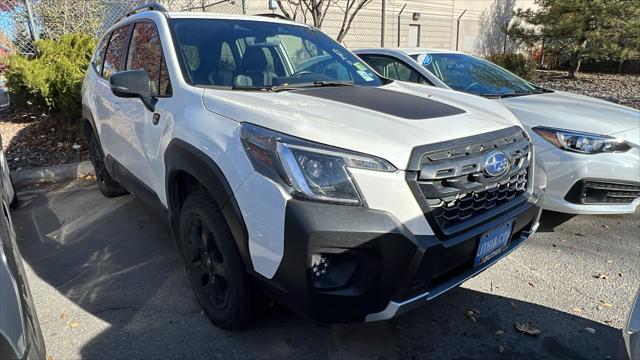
<box><xmin>566</xmin><ymin>180</ymin><xmax>640</xmax><ymax>205</ymax></box>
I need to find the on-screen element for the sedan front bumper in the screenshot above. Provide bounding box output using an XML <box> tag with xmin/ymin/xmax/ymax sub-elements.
<box><xmin>537</xmin><ymin>146</ymin><xmax>640</xmax><ymax>214</ymax></box>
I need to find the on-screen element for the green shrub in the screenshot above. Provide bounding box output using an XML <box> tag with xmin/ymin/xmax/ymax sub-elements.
<box><xmin>486</xmin><ymin>53</ymin><xmax>538</xmax><ymax>80</ymax></box>
<box><xmin>7</xmin><ymin>33</ymin><xmax>96</xmax><ymax>120</ymax></box>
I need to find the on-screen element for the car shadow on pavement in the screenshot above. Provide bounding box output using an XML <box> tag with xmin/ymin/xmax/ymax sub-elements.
<box><xmin>13</xmin><ymin>181</ymin><xmax>628</xmax><ymax>359</ymax></box>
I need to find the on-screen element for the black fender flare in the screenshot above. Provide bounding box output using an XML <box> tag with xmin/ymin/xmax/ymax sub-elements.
<box><xmin>81</xmin><ymin>104</ymin><xmax>101</xmax><ymax>148</ymax></box>
<box><xmin>164</xmin><ymin>138</ymin><xmax>252</xmax><ymax>270</ymax></box>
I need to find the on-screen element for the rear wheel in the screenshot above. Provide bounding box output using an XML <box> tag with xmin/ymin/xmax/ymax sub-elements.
<box><xmin>178</xmin><ymin>189</ymin><xmax>251</xmax><ymax>329</ymax></box>
<box><xmin>87</xmin><ymin>132</ymin><xmax>127</xmax><ymax>198</ymax></box>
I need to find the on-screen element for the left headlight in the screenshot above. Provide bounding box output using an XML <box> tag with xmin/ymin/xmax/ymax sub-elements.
<box><xmin>532</xmin><ymin>127</ymin><xmax>632</xmax><ymax>154</ymax></box>
<box><xmin>240</xmin><ymin>123</ymin><xmax>396</xmax><ymax>205</ymax></box>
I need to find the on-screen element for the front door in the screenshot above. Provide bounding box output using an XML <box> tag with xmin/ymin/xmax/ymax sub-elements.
<box><xmin>408</xmin><ymin>24</ymin><xmax>421</xmax><ymax>47</ymax></box>
<box><xmin>116</xmin><ymin>20</ymin><xmax>172</xmax><ymax>198</ymax></box>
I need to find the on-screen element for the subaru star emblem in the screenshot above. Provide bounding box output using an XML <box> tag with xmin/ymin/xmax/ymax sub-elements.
<box><xmin>483</xmin><ymin>151</ymin><xmax>510</xmax><ymax>177</ymax></box>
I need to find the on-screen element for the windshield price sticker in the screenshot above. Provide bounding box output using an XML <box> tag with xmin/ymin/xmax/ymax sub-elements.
<box><xmin>354</xmin><ymin>62</ymin><xmax>368</xmax><ymax>71</ymax></box>
<box><xmin>357</xmin><ymin>70</ymin><xmax>375</xmax><ymax>81</ymax></box>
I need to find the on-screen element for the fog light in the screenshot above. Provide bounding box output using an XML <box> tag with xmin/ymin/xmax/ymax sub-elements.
<box><xmin>311</xmin><ymin>253</ymin><xmax>330</xmax><ymax>278</ymax></box>
<box><xmin>309</xmin><ymin>252</ymin><xmax>357</xmax><ymax>289</ymax></box>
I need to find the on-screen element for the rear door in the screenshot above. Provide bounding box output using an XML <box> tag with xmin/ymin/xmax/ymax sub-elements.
<box><xmin>94</xmin><ymin>24</ymin><xmax>132</xmax><ymax>161</ymax></box>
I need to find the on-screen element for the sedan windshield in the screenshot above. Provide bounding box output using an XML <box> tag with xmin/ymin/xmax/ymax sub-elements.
<box><xmin>411</xmin><ymin>53</ymin><xmax>542</xmax><ymax>97</ymax></box>
<box><xmin>169</xmin><ymin>19</ymin><xmax>382</xmax><ymax>90</ymax></box>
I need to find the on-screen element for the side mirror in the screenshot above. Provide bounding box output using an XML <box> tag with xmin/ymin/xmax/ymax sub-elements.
<box><xmin>109</xmin><ymin>70</ymin><xmax>156</xmax><ymax>111</ymax></box>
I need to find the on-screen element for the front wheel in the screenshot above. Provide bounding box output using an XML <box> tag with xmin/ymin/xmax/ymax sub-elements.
<box><xmin>178</xmin><ymin>189</ymin><xmax>251</xmax><ymax>329</ymax></box>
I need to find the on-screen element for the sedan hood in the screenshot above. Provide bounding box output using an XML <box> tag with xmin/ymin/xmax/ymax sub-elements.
<box><xmin>203</xmin><ymin>81</ymin><xmax>523</xmax><ymax>169</ymax></box>
<box><xmin>499</xmin><ymin>91</ymin><xmax>640</xmax><ymax>142</ymax></box>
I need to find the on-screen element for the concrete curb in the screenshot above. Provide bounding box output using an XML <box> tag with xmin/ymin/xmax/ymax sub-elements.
<box><xmin>12</xmin><ymin>161</ymin><xmax>95</xmax><ymax>188</ymax></box>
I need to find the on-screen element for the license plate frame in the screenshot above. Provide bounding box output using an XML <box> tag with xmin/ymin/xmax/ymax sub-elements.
<box><xmin>474</xmin><ymin>221</ymin><xmax>514</xmax><ymax>266</ymax></box>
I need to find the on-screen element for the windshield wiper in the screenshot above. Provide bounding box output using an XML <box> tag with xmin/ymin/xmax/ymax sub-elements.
<box><xmin>271</xmin><ymin>80</ymin><xmax>354</xmax><ymax>92</ymax></box>
<box><xmin>480</xmin><ymin>90</ymin><xmax>542</xmax><ymax>99</ymax></box>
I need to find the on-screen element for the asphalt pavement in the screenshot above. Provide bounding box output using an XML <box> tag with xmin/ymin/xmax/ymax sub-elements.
<box><xmin>13</xmin><ymin>180</ymin><xmax>639</xmax><ymax>359</ymax></box>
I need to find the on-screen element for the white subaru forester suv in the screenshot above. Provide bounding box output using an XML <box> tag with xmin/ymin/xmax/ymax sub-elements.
<box><xmin>81</xmin><ymin>4</ymin><xmax>543</xmax><ymax>328</ymax></box>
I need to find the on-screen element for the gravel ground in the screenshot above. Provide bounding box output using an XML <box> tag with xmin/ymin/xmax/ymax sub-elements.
<box><xmin>14</xmin><ymin>180</ymin><xmax>639</xmax><ymax>360</ymax></box>
<box><xmin>534</xmin><ymin>70</ymin><xmax>640</xmax><ymax>110</ymax></box>
<box><xmin>0</xmin><ymin>109</ymin><xmax>89</xmax><ymax>171</ymax></box>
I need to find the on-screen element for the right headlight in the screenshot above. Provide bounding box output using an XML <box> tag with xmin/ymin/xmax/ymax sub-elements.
<box><xmin>532</xmin><ymin>126</ymin><xmax>632</xmax><ymax>154</ymax></box>
<box><xmin>240</xmin><ymin>123</ymin><xmax>396</xmax><ymax>205</ymax></box>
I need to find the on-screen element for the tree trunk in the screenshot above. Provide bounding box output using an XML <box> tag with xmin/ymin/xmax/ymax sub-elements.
<box><xmin>618</xmin><ymin>60</ymin><xmax>624</xmax><ymax>74</ymax></box>
<box><xmin>568</xmin><ymin>54</ymin><xmax>582</xmax><ymax>78</ymax></box>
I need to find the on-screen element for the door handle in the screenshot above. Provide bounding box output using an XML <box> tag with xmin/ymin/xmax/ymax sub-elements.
<box><xmin>152</xmin><ymin>113</ymin><xmax>161</xmax><ymax>125</ymax></box>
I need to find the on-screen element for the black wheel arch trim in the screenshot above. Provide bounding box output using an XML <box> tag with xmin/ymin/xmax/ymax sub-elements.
<box><xmin>81</xmin><ymin>104</ymin><xmax>101</xmax><ymax>148</ymax></box>
<box><xmin>164</xmin><ymin>138</ymin><xmax>252</xmax><ymax>271</ymax></box>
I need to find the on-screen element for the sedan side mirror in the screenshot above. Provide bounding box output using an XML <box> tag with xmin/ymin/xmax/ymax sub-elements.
<box><xmin>109</xmin><ymin>70</ymin><xmax>157</xmax><ymax>112</ymax></box>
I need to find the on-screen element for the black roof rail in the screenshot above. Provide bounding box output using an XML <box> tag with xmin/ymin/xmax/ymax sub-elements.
<box><xmin>255</xmin><ymin>13</ymin><xmax>291</xmax><ymax>21</ymax></box>
<box><xmin>116</xmin><ymin>2</ymin><xmax>168</xmax><ymax>23</ymax></box>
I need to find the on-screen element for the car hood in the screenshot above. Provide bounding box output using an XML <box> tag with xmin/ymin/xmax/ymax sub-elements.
<box><xmin>499</xmin><ymin>91</ymin><xmax>640</xmax><ymax>142</ymax></box>
<box><xmin>203</xmin><ymin>81</ymin><xmax>523</xmax><ymax>170</ymax></box>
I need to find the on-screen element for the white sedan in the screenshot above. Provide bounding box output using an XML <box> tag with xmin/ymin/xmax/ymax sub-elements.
<box><xmin>354</xmin><ymin>48</ymin><xmax>640</xmax><ymax>215</ymax></box>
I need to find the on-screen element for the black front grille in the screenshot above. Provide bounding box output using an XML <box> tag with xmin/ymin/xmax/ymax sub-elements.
<box><xmin>407</xmin><ymin>127</ymin><xmax>532</xmax><ymax>237</ymax></box>
<box><xmin>566</xmin><ymin>180</ymin><xmax>640</xmax><ymax>205</ymax></box>
<box><xmin>430</xmin><ymin>168</ymin><xmax>528</xmax><ymax>229</ymax></box>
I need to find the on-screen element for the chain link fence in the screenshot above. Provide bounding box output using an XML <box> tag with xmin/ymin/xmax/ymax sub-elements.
<box><xmin>0</xmin><ymin>0</ymin><xmax>486</xmax><ymax>65</ymax></box>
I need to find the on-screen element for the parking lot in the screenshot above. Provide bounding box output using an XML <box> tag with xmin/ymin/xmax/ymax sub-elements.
<box><xmin>15</xmin><ymin>179</ymin><xmax>638</xmax><ymax>359</ymax></box>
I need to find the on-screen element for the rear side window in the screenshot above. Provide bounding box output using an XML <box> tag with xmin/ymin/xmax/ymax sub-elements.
<box><xmin>126</xmin><ymin>22</ymin><xmax>171</xmax><ymax>96</ymax></box>
<box><xmin>103</xmin><ymin>25</ymin><xmax>131</xmax><ymax>80</ymax></box>
<box><xmin>92</xmin><ymin>33</ymin><xmax>110</xmax><ymax>74</ymax></box>
<box><xmin>360</xmin><ymin>55</ymin><xmax>431</xmax><ymax>85</ymax></box>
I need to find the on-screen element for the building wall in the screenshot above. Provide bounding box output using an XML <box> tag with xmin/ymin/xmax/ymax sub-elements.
<box><xmin>174</xmin><ymin>0</ymin><xmax>538</xmax><ymax>53</ymax></box>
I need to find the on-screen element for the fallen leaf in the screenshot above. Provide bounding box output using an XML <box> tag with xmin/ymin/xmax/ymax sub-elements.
<box><xmin>69</xmin><ymin>320</ymin><xmax>79</xmax><ymax>329</ymax></box>
<box><xmin>495</xmin><ymin>330</ymin><xmax>505</xmax><ymax>336</ymax></box>
<box><xmin>46</xmin><ymin>355</ymin><xmax>55</xmax><ymax>360</ymax></box>
<box><xmin>584</xmin><ymin>327</ymin><xmax>596</xmax><ymax>335</ymax></box>
<box><xmin>601</xmin><ymin>224</ymin><xmax>609</xmax><ymax>229</ymax></box>
<box><xmin>592</xmin><ymin>272</ymin><xmax>609</xmax><ymax>279</ymax></box>
<box><xmin>528</xmin><ymin>282</ymin><xmax>537</xmax><ymax>288</ymax></box>
<box><xmin>618</xmin><ymin>273</ymin><xmax>623</xmax><ymax>277</ymax></box>
<box><xmin>465</xmin><ymin>308</ymin><xmax>480</xmax><ymax>322</ymax></box>
<box><xmin>498</xmin><ymin>345</ymin><xmax>505</xmax><ymax>353</ymax></box>
<box><xmin>600</xmin><ymin>301</ymin><xmax>613</xmax><ymax>308</ymax></box>
<box><xmin>571</xmin><ymin>307</ymin><xmax>583</xmax><ymax>314</ymax></box>
<box><xmin>605</xmin><ymin>259</ymin><xmax>613</xmax><ymax>263</ymax></box>
<box><xmin>59</xmin><ymin>311</ymin><xmax>68</xmax><ymax>321</ymax></box>
<box><xmin>514</xmin><ymin>322</ymin><xmax>541</xmax><ymax>336</ymax></box>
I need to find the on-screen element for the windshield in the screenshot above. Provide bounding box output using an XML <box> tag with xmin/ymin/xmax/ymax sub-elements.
<box><xmin>169</xmin><ymin>19</ymin><xmax>382</xmax><ymax>89</ymax></box>
<box><xmin>411</xmin><ymin>53</ymin><xmax>540</xmax><ymax>96</ymax></box>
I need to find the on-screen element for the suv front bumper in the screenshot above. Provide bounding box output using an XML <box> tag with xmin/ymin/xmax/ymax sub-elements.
<box><xmin>265</xmin><ymin>198</ymin><xmax>541</xmax><ymax>323</ymax></box>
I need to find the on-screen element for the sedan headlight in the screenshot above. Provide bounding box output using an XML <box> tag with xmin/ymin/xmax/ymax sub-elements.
<box><xmin>240</xmin><ymin>123</ymin><xmax>396</xmax><ymax>205</ymax></box>
<box><xmin>532</xmin><ymin>127</ymin><xmax>632</xmax><ymax>154</ymax></box>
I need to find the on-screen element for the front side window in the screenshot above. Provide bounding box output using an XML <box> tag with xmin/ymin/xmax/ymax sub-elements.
<box><xmin>169</xmin><ymin>19</ymin><xmax>382</xmax><ymax>89</ymax></box>
<box><xmin>126</xmin><ymin>22</ymin><xmax>171</xmax><ymax>96</ymax></box>
<box><xmin>103</xmin><ymin>25</ymin><xmax>130</xmax><ymax>80</ymax></box>
<box><xmin>361</xmin><ymin>55</ymin><xmax>429</xmax><ymax>85</ymax></box>
<box><xmin>412</xmin><ymin>53</ymin><xmax>539</xmax><ymax>95</ymax></box>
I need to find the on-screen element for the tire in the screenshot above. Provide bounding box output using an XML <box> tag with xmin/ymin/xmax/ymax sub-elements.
<box><xmin>8</xmin><ymin>184</ymin><xmax>18</xmax><ymax>209</ymax></box>
<box><xmin>87</xmin><ymin>132</ymin><xmax>128</xmax><ymax>198</ymax></box>
<box><xmin>178</xmin><ymin>189</ymin><xmax>251</xmax><ymax>329</ymax></box>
